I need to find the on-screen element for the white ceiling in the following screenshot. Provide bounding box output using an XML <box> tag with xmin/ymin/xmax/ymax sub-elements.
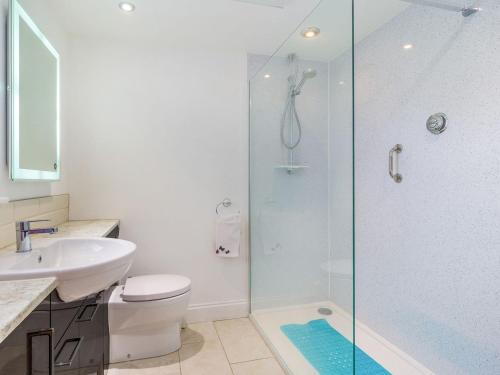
<box><xmin>46</xmin><ymin>0</ymin><xmax>320</xmax><ymax>53</ymax></box>
<box><xmin>277</xmin><ymin>0</ymin><xmax>409</xmax><ymax>61</ymax></box>
<box><xmin>44</xmin><ymin>0</ymin><xmax>409</xmax><ymax>60</ymax></box>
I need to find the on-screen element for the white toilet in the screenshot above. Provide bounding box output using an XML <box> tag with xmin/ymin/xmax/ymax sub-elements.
<box><xmin>108</xmin><ymin>274</ymin><xmax>191</xmax><ymax>363</ymax></box>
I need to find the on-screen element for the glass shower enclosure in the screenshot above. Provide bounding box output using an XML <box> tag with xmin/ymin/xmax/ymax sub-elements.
<box><xmin>249</xmin><ymin>0</ymin><xmax>500</xmax><ymax>374</ymax></box>
<box><xmin>249</xmin><ymin>1</ymin><xmax>355</xmax><ymax>374</ymax></box>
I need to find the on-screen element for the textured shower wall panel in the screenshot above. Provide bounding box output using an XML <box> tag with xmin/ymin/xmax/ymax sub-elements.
<box><xmin>249</xmin><ymin>54</ymin><xmax>330</xmax><ymax>309</ymax></box>
<box><xmin>351</xmin><ymin>1</ymin><xmax>500</xmax><ymax>373</ymax></box>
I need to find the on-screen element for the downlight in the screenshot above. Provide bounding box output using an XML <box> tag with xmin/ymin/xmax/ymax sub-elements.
<box><xmin>302</xmin><ymin>27</ymin><xmax>320</xmax><ymax>39</ymax></box>
<box><xmin>119</xmin><ymin>2</ymin><xmax>135</xmax><ymax>12</ymax></box>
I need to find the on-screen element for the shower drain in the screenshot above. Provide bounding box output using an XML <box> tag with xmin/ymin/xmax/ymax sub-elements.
<box><xmin>318</xmin><ymin>307</ymin><xmax>333</xmax><ymax>316</ymax></box>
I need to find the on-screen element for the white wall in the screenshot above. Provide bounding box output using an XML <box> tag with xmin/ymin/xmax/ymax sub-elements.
<box><xmin>67</xmin><ymin>38</ymin><xmax>249</xmax><ymax>320</ymax></box>
<box><xmin>0</xmin><ymin>0</ymin><xmax>69</xmax><ymax>201</ymax></box>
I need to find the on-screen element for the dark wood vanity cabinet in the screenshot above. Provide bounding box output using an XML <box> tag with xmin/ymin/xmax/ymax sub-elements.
<box><xmin>0</xmin><ymin>296</ymin><xmax>52</xmax><ymax>375</ymax></box>
<box><xmin>51</xmin><ymin>292</ymin><xmax>106</xmax><ymax>375</ymax></box>
<box><xmin>0</xmin><ymin>292</ymin><xmax>107</xmax><ymax>375</ymax></box>
<box><xmin>106</xmin><ymin>226</ymin><xmax>119</xmax><ymax>239</ymax></box>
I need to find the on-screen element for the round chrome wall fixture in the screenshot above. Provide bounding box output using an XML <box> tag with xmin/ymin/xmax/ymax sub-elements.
<box><xmin>426</xmin><ymin>113</ymin><xmax>448</xmax><ymax>134</ymax></box>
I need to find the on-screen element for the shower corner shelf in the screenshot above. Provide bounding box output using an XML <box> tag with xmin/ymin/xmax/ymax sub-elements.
<box><xmin>274</xmin><ymin>164</ymin><xmax>310</xmax><ymax>174</ymax></box>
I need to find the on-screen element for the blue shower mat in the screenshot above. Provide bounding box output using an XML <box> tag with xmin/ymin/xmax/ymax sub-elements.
<box><xmin>281</xmin><ymin>319</ymin><xmax>390</xmax><ymax>375</ymax></box>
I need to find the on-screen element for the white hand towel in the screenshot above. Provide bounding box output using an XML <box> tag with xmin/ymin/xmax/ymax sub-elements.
<box><xmin>216</xmin><ymin>213</ymin><xmax>241</xmax><ymax>258</ymax></box>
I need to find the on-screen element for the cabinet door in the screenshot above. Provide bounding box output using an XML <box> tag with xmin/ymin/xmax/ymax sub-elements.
<box><xmin>54</xmin><ymin>293</ymin><xmax>105</xmax><ymax>375</ymax></box>
<box><xmin>76</xmin><ymin>293</ymin><xmax>104</xmax><ymax>371</ymax></box>
<box><xmin>0</xmin><ymin>297</ymin><xmax>52</xmax><ymax>375</ymax></box>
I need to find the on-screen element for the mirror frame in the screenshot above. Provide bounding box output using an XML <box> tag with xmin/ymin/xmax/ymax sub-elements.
<box><xmin>7</xmin><ymin>0</ymin><xmax>61</xmax><ymax>181</ymax></box>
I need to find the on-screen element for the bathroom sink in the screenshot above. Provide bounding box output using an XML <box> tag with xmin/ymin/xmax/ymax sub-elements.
<box><xmin>0</xmin><ymin>238</ymin><xmax>136</xmax><ymax>302</ymax></box>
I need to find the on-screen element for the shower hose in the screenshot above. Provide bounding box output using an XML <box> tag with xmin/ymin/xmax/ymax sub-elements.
<box><xmin>280</xmin><ymin>88</ymin><xmax>302</xmax><ymax>150</ymax></box>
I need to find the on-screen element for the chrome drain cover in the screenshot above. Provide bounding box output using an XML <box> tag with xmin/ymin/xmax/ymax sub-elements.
<box><xmin>318</xmin><ymin>307</ymin><xmax>333</xmax><ymax>316</ymax></box>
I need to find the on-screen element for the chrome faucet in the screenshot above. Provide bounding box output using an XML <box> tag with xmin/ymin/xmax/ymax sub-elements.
<box><xmin>16</xmin><ymin>220</ymin><xmax>58</xmax><ymax>253</ymax></box>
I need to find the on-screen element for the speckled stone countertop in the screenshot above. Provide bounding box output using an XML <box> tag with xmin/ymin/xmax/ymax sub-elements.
<box><xmin>48</xmin><ymin>219</ymin><xmax>119</xmax><ymax>238</ymax></box>
<box><xmin>0</xmin><ymin>219</ymin><xmax>119</xmax><ymax>344</ymax></box>
<box><xmin>0</xmin><ymin>219</ymin><xmax>120</xmax><ymax>254</ymax></box>
<box><xmin>0</xmin><ymin>278</ymin><xmax>57</xmax><ymax>343</ymax></box>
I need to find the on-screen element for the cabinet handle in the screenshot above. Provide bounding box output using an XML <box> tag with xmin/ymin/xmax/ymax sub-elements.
<box><xmin>27</xmin><ymin>328</ymin><xmax>54</xmax><ymax>375</ymax></box>
<box><xmin>76</xmin><ymin>303</ymin><xmax>99</xmax><ymax>322</ymax></box>
<box><xmin>55</xmin><ymin>337</ymin><xmax>83</xmax><ymax>367</ymax></box>
<box><xmin>389</xmin><ymin>144</ymin><xmax>403</xmax><ymax>183</ymax></box>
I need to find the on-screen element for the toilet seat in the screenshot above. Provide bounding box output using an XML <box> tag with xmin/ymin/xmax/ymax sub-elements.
<box><xmin>121</xmin><ymin>274</ymin><xmax>191</xmax><ymax>302</ymax></box>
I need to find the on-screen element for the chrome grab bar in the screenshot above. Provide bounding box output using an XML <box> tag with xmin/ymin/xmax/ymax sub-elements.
<box><xmin>389</xmin><ymin>144</ymin><xmax>403</xmax><ymax>183</ymax></box>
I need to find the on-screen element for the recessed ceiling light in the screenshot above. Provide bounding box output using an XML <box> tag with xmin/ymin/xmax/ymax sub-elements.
<box><xmin>264</xmin><ymin>74</ymin><xmax>271</xmax><ymax>79</ymax></box>
<box><xmin>301</xmin><ymin>27</ymin><xmax>320</xmax><ymax>39</ymax></box>
<box><xmin>403</xmin><ymin>44</ymin><xmax>414</xmax><ymax>50</ymax></box>
<box><xmin>119</xmin><ymin>2</ymin><xmax>135</xmax><ymax>12</ymax></box>
<box><xmin>339</xmin><ymin>81</ymin><xmax>345</xmax><ymax>85</ymax></box>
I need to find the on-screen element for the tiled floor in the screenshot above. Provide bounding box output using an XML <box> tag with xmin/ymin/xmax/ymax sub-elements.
<box><xmin>105</xmin><ymin>318</ymin><xmax>286</xmax><ymax>375</ymax></box>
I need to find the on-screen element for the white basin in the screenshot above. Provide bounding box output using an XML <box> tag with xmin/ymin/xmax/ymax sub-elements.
<box><xmin>0</xmin><ymin>238</ymin><xmax>136</xmax><ymax>302</ymax></box>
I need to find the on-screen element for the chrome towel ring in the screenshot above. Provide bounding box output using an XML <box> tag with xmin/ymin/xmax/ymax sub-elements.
<box><xmin>216</xmin><ymin>198</ymin><xmax>232</xmax><ymax>215</ymax></box>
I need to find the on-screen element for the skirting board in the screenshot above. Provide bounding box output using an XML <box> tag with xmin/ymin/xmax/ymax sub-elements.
<box><xmin>186</xmin><ymin>299</ymin><xmax>249</xmax><ymax>323</ymax></box>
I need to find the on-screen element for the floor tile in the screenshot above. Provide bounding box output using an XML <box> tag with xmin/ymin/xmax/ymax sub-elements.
<box><xmin>232</xmin><ymin>358</ymin><xmax>286</xmax><ymax>375</ymax></box>
<box><xmin>105</xmin><ymin>352</ymin><xmax>180</xmax><ymax>375</ymax></box>
<box><xmin>215</xmin><ymin>318</ymin><xmax>273</xmax><ymax>363</ymax></box>
<box><xmin>181</xmin><ymin>321</ymin><xmax>219</xmax><ymax>344</ymax></box>
<box><xmin>179</xmin><ymin>339</ymin><xmax>233</xmax><ymax>375</ymax></box>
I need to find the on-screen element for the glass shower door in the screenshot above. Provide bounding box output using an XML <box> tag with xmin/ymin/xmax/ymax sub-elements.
<box><xmin>249</xmin><ymin>1</ymin><xmax>357</xmax><ymax>373</ymax></box>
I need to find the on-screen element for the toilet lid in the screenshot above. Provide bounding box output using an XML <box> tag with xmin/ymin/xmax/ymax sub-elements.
<box><xmin>121</xmin><ymin>274</ymin><xmax>191</xmax><ymax>302</ymax></box>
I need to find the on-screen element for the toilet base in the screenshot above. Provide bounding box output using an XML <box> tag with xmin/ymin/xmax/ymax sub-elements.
<box><xmin>109</xmin><ymin>322</ymin><xmax>181</xmax><ymax>363</ymax></box>
<box><xmin>107</xmin><ymin>279</ymin><xmax>191</xmax><ymax>364</ymax></box>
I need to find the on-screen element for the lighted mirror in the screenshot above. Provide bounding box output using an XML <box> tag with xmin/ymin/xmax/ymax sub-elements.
<box><xmin>8</xmin><ymin>0</ymin><xmax>60</xmax><ymax>181</ymax></box>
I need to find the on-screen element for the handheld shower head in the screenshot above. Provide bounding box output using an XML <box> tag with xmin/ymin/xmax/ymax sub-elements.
<box><xmin>294</xmin><ymin>69</ymin><xmax>317</xmax><ymax>94</ymax></box>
